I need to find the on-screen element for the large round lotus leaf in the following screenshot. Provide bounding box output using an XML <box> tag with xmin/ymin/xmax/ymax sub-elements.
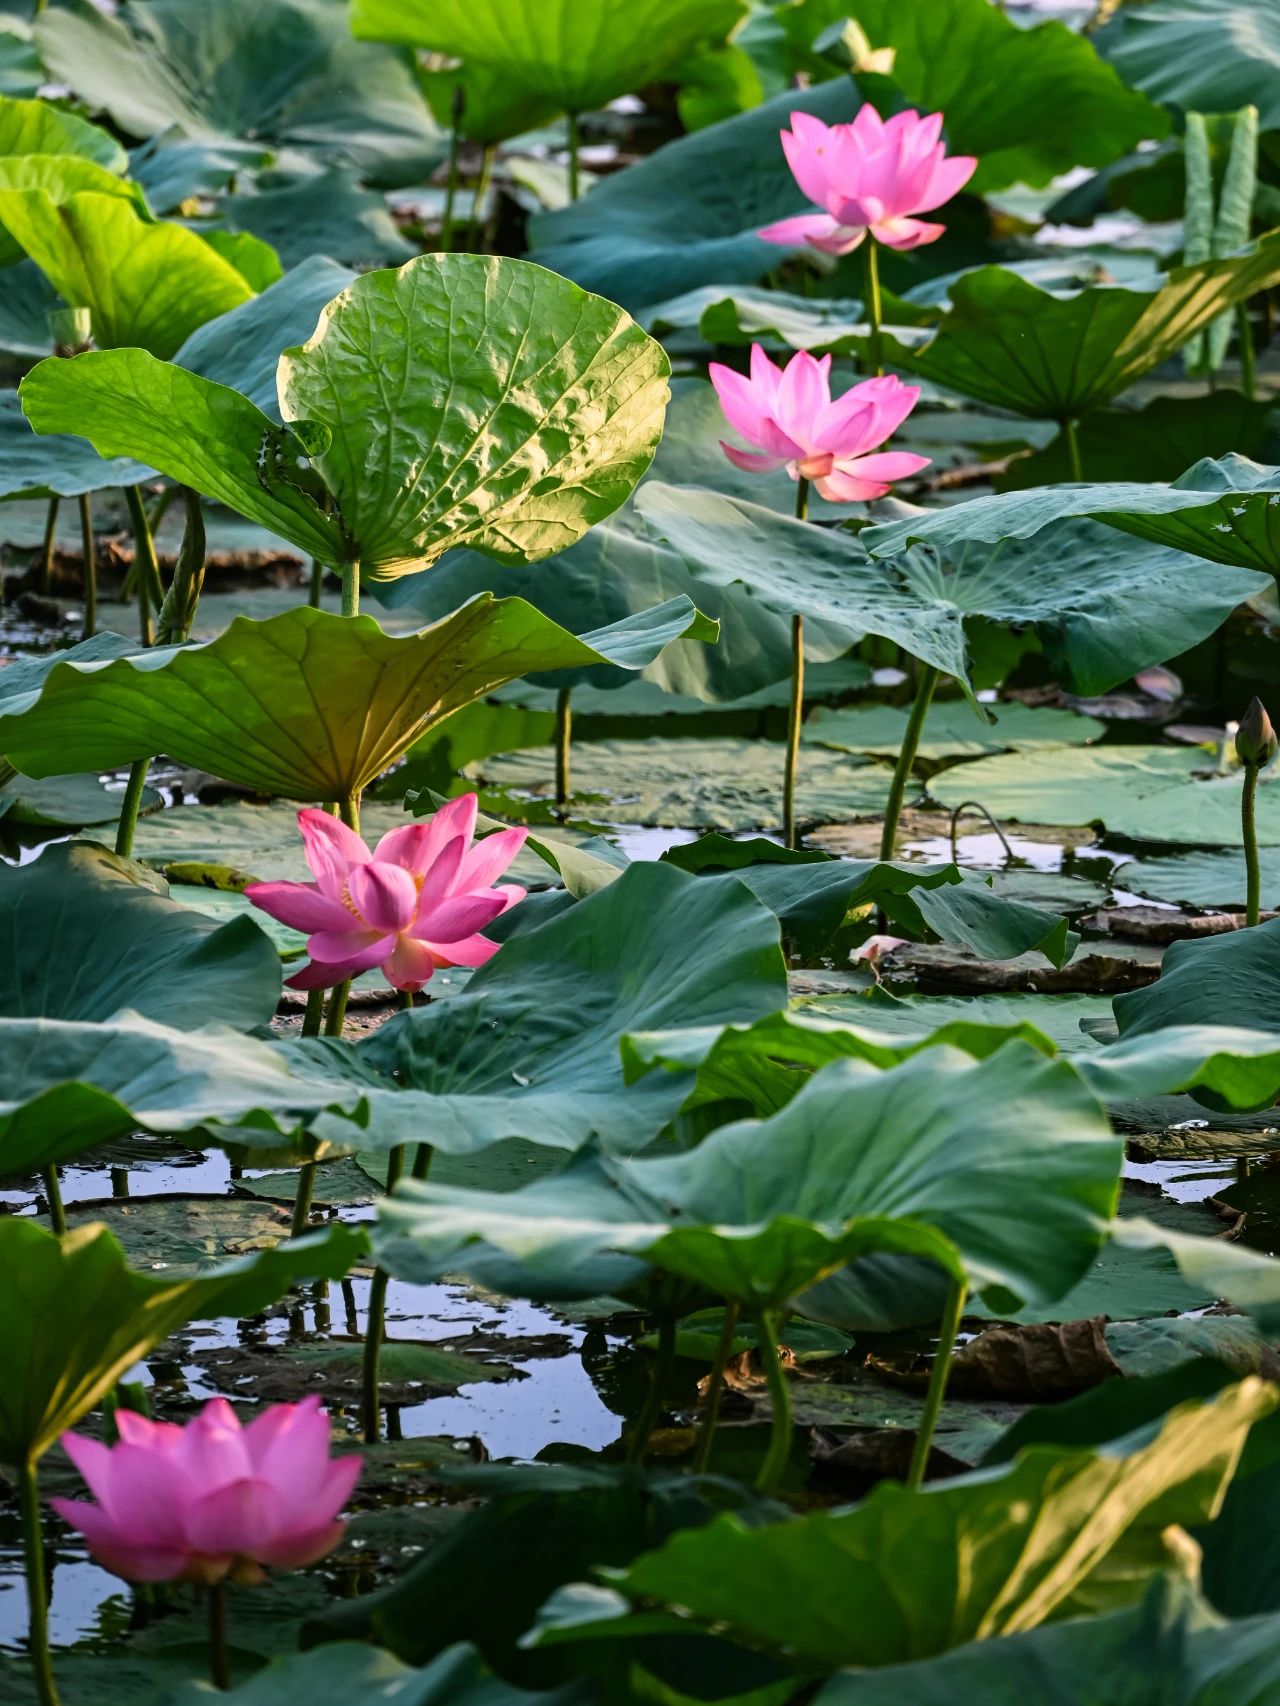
<box><xmin>864</xmin><ymin>454</ymin><xmax>1280</xmax><ymax>580</ymax></box>
<box><xmin>207</xmin><ymin>166</ymin><xmax>415</xmax><ymax>272</ymax></box>
<box><xmin>374</xmin><ymin>1043</ymin><xmax>1120</xmax><ymax>1309</ymax></box>
<box><xmin>880</xmin><ymin>240</ymin><xmax>1280</xmax><ymax>421</ymax></box>
<box><xmin>21</xmin><ymin>254</ymin><xmax>672</xmax><ymax>580</ymax></box>
<box><xmin>783</xmin><ymin>0</ymin><xmax>1166</xmax><ymax>193</ymax></box>
<box><xmin>471</xmin><ymin>736</ymin><xmax>893</xmax><ymax>832</ymax></box>
<box><xmin>1096</xmin><ymin>0</ymin><xmax>1280</xmax><ymax>130</ymax></box>
<box><xmin>157</xmin><ymin>1641</ymin><xmax>565</xmax><ymax>1705</ymax></box>
<box><xmin>0</xmin><ymin>1216</ymin><xmax>364</xmax><ymax>1464</ymax></box>
<box><xmin>1115</xmin><ymin>922</ymin><xmax>1280</xmax><ymax>1042</ymax></box>
<box><xmin>792</xmin><ymin>991</ymin><xmax>1114</xmax><ymax>1054</ymax></box>
<box><xmin>33</xmin><ymin>0</ymin><xmax>443</xmax><ymax>189</ymax></box>
<box><xmin>929</xmin><ymin>746</ymin><xmax>1279</xmax><ymax>847</ymax></box>
<box><xmin>805</xmin><ymin>700</ymin><xmax>1104</xmax><ymax>761</ymax></box>
<box><xmin>0</xmin><ymin>841</ymin><xmax>281</xmax><ymax>1028</ymax></box>
<box><xmin>0</xmin><ymin>388</ymin><xmax>153</xmax><ymax>499</ymax></box>
<box><xmin>0</xmin><ymin>598</ymin><xmax>712</xmax><ymax>801</ymax></box>
<box><xmin>1</xmin><ymin>770</ymin><xmax>161</xmax><ymax>829</ymax></box>
<box><xmin>0</xmin><ymin>190</ymin><xmax>254</xmax><ymax>357</ymax></box>
<box><xmin>528</xmin><ymin>79</ymin><xmax>863</xmax><ymax>311</ymax></box>
<box><xmin>638</xmin><ymin>485</ymin><xmax>1267</xmax><ymax>700</ymax></box>
<box><xmin>351</xmin><ymin>0</ymin><xmax>746</xmax><ymax>118</ymax></box>
<box><xmin>1126</xmin><ymin>847</ymin><xmax>1280</xmax><ymax>911</ymax></box>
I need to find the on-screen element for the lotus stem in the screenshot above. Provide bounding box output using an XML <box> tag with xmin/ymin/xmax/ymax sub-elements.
<box><xmin>36</xmin><ymin>497</ymin><xmax>58</xmax><ymax>594</ymax></box>
<box><xmin>948</xmin><ymin>799</ymin><xmax>1015</xmax><ymax>866</ymax></box>
<box><xmin>784</xmin><ymin>477</ymin><xmax>810</xmax><ymax>851</ymax></box>
<box><xmin>879</xmin><ymin>663</ymin><xmax>939</xmax><ymax>861</ymax></box>
<box><xmin>341</xmin><ymin>560</ymin><xmax>359</xmax><ymax>619</ymax></box>
<box><xmin>307</xmin><ymin>559</ymin><xmax>324</xmax><ymax>607</ymax></box>
<box><xmin>156</xmin><ymin>488</ymin><xmax>206</xmax><ymax>645</ymax></box>
<box><xmin>567</xmin><ymin>112</ymin><xmax>581</xmax><ymax>203</ymax></box>
<box><xmin>1238</xmin><ymin>302</ymin><xmax>1257</xmax><ymax>400</ymax></box>
<box><xmin>124</xmin><ymin>485</ymin><xmax>166</xmax><ymax>636</ymax></box>
<box><xmin>19</xmin><ymin>1461</ymin><xmax>60</xmax><ymax>1706</ymax></box>
<box><xmin>42</xmin><ymin>1167</ymin><xmax>66</xmax><ymax>1236</ymax></box>
<box><xmin>864</xmin><ymin>239</ymin><xmax>884</xmax><ymax>377</ymax></box>
<box><xmin>362</xmin><ymin>1145</ymin><xmax>405</xmax><ymax>1443</ymax></box>
<box><xmin>626</xmin><ymin>1312</ymin><xmax>676</xmax><ymax>1465</ymax></box>
<box><xmin>473</xmin><ymin>145</ymin><xmax>494</xmax><ymax>250</ymax></box>
<box><xmin>1063</xmin><ymin>417</ymin><xmax>1084</xmax><ymax>482</ymax></box>
<box><xmin>441</xmin><ymin>85</ymin><xmax>465</xmax><ymax>254</ymax></box>
<box><xmin>554</xmin><ymin>687</ymin><xmax>573</xmax><ymax>814</ymax></box>
<box><xmin>208</xmin><ymin>1580</ymin><xmax>229</xmax><ymax>1691</ymax></box>
<box><xmin>906</xmin><ymin>1274</ymin><xmax>968</xmax><ymax>1491</ymax></box>
<box><xmin>77</xmin><ymin>493</ymin><xmax>96</xmax><ymax>639</ymax></box>
<box><xmin>321</xmin><ymin>796</ymin><xmax>360</xmax><ymax>1038</ymax></box>
<box><xmin>292</xmin><ymin>975</ymin><xmax>330</xmax><ymax>1237</ymax></box>
<box><xmin>411</xmin><ymin>1142</ymin><xmax>434</xmax><ymax>1180</ymax></box>
<box><xmin>1244</xmin><ymin>763</ymin><xmax>1261</xmax><ymax>927</ymax></box>
<box><xmin>114</xmin><ymin>758</ymin><xmax>152</xmax><ymax>858</ymax></box>
<box><xmin>692</xmin><ymin>1301</ymin><xmax>740</xmax><ymax>1474</ymax></box>
<box><xmin>754</xmin><ymin>1310</ymin><xmax>792</xmax><ymax>1493</ymax></box>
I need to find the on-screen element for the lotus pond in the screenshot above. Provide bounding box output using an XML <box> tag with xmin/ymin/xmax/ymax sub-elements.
<box><xmin>9</xmin><ymin>0</ymin><xmax>1280</xmax><ymax>1701</ymax></box>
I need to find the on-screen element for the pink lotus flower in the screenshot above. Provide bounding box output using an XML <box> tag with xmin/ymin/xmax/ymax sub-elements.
<box><xmin>245</xmin><ymin>795</ymin><xmax>526</xmax><ymax>993</ymax></box>
<box><xmin>51</xmin><ymin>1397</ymin><xmax>360</xmax><ymax>1586</ymax></box>
<box><xmin>709</xmin><ymin>346</ymin><xmax>929</xmax><ymax>501</ymax></box>
<box><xmin>761</xmin><ymin>107</ymin><xmax>976</xmax><ymax>255</ymax></box>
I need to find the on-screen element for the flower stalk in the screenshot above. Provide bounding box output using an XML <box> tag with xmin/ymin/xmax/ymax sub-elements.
<box><xmin>906</xmin><ymin>1274</ymin><xmax>968</xmax><ymax>1491</ymax></box>
<box><xmin>208</xmin><ymin>1581</ymin><xmax>229</xmax><ymax>1691</ymax></box>
<box><xmin>20</xmin><ymin>1461</ymin><xmax>60</xmax><ymax>1706</ymax></box>
<box><xmin>1237</xmin><ymin>697</ymin><xmax>1277</xmax><ymax>926</ymax></box>
<box><xmin>693</xmin><ymin>1301</ymin><xmax>740</xmax><ymax>1474</ymax></box>
<box><xmin>784</xmin><ymin>477</ymin><xmax>810</xmax><ymax>850</ymax></box>
<box><xmin>864</xmin><ymin>240</ymin><xmax>884</xmax><ymax>378</ymax></box>
<box><xmin>754</xmin><ymin>1310</ymin><xmax>792</xmax><ymax>1493</ymax></box>
<box><xmin>879</xmin><ymin>664</ymin><xmax>940</xmax><ymax>860</ymax></box>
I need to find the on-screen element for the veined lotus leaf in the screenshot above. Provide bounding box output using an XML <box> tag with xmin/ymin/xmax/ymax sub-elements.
<box><xmin>0</xmin><ymin>25</ymin><xmax>38</xmax><ymax>102</ymax></box>
<box><xmin>0</xmin><ymin>599</ymin><xmax>714</xmax><ymax>800</ymax></box>
<box><xmin>877</xmin><ymin>237</ymin><xmax>1280</xmax><ymax>421</ymax></box>
<box><xmin>207</xmin><ymin>165</ymin><xmax>416</xmax><ymax>272</ymax></box>
<box><xmin>175</xmin><ymin>253</ymin><xmax>357</xmax><ymax>418</ymax></box>
<box><xmin>0</xmin><ymin>389</ymin><xmax>154</xmax><ymax>499</ymax></box>
<box><xmin>0</xmin><ymin>190</ymin><xmax>254</xmax><ymax>357</ymax></box>
<box><xmin>1079</xmin><ymin>1024</ymin><xmax>1280</xmax><ymax>1114</ymax></box>
<box><xmin>529</xmin><ymin>1382</ymin><xmax>1273</xmax><ymax>1667</ymax></box>
<box><xmin>928</xmin><ymin>746</ymin><xmax>1280</xmax><ymax>847</ymax></box>
<box><xmin>0</xmin><ymin>152</ymin><xmax>147</xmax><ymax>268</ymax></box>
<box><xmin>0</xmin><ymin>1216</ymin><xmax>366</xmax><ymax>1464</ymax></box>
<box><xmin>372</xmin><ymin>1044</ymin><xmax>1120</xmax><ymax>1309</ymax></box>
<box><xmin>782</xmin><ymin>0</ymin><xmax>1167</xmax><ymax>192</ymax></box>
<box><xmin>0</xmin><ymin>91</ymin><xmax>125</xmax><ymax>170</ymax></box>
<box><xmin>1096</xmin><ymin>0</ymin><xmax>1280</xmax><ymax>132</ymax></box>
<box><xmin>21</xmin><ymin>253</ymin><xmax>672</xmax><ymax>579</ymax></box>
<box><xmin>1115</xmin><ymin>923</ymin><xmax>1280</xmax><ymax>1043</ymax></box>
<box><xmin>1126</xmin><ymin>846</ymin><xmax>1280</xmax><ymax>911</ymax></box>
<box><xmin>350</xmin><ymin>0</ymin><xmax>746</xmax><ymax>118</ymax></box>
<box><xmin>33</xmin><ymin>0</ymin><xmax>443</xmax><ymax>189</ymax></box>
<box><xmin>419</xmin><ymin>59</ymin><xmax>560</xmax><ymax>149</ymax></box>
<box><xmin>0</xmin><ymin>841</ymin><xmax>281</xmax><ymax>1029</ymax></box>
<box><xmin>528</xmin><ymin>79</ymin><xmax>864</xmax><ymax>311</ymax></box>
<box><xmin>637</xmin><ymin>485</ymin><xmax>1265</xmax><ymax>700</ymax></box>
<box><xmin>864</xmin><ymin>454</ymin><xmax>1280</xmax><ymax>581</ymax></box>
<box><xmin>804</xmin><ymin>699</ymin><xmax>1105</xmax><ymax>761</ymax></box>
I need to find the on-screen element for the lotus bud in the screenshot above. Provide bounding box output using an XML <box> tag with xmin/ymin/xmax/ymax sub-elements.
<box><xmin>49</xmin><ymin>306</ymin><xmax>92</xmax><ymax>359</ymax></box>
<box><xmin>813</xmin><ymin>19</ymin><xmax>897</xmax><ymax>75</ymax></box>
<box><xmin>1236</xmin><ymin>697</ymin><xmax>1278</xmax><ymax>769</ymax></box>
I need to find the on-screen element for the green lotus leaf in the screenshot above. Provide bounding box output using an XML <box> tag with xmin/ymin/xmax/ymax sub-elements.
<box><xmin>637</xmin><ymin>485</ymin><xmax>1265</xmax><ymax>701</ymax></box>
<box><xmin>783</xmin><ymin>0</ymin><xmax>1167</xmax><ymax>192</ymax></box>
<box><xmin>1125</xmin><ymin>846</ymin><xmax>1280</xmax><ymax>911</ymax></box>
<box><xmin>351</xmin><ymin>0</ymin><xmax>746</xmax><ymax>118</ymax></box>
<box><xmin>805</xmin><ymin>700</ymin><xmax>1105</xmax><ymax>761</ymax></box>
<box><xmin>528</xmin><ymin>79</ymin><xmax>863</xmax><ymax>311</ymax></box>
<box><xmin>878</xmin><ymin>238</ymin><xmax>1280</xmax><ymax>421</ymax></box>
<box><xmin>207</xmin><ymin>164</ymin><xmax>416</xmax><ymax>271</ymax></box>
<box><xmin>865</xmin><ymin>453</ymin><xmax>1280</xmax><ymax>581</ymax></box>
<box><xmin>1079</xmin><ymin>1024</ymin><xmax>1280</xmax><ymax>1114</ymax></box>
<box><xmin>419</xmin><ymin>59</ymin><xmax>560</xmax><ymax>148</ymax></box>
<box><xmin>0</xmin><ymin>1215</ymin><xmax>365</xmax><ymax>1464</ymax></box>
<box><xmin>534</xmin><ymin>1382</ymin><xmax>1273</xmax><ymax>1668</ymax></box>
<box><xmin>928</xmin><ymin>745</ymin><xmax>1279</xmax><ymax>847</ymax></box>
<box><xmin>1115</xmin><ymin>922</ymin><xmax>1280</xmax><ymax>1043</ymax></box>
<box><xmin>0</xmin><ymin>24</ymin><xmax>38</xmax><ymax>101</ymax></box>
<box><xmin>0</xmin><ymin>151</ymin><xmax>147</xmax><ymax>267</ymax></box>
<box><xmin>21</xmin><ymin>253</ymin><xmax>671</xmax><ymax>579</ymax></box>
<box><xmin>1096</xmin><ymin>0</ymin><xmax>1280</xmax><ymax>131</ymax></box>
<box><xmin>0</xmin><ymin>599</ymin><xmax>713</xmax><ymax>799</ymax></box>
<box><xmin>34</xmin><ymin>0</ymin><xmax>443</xmax><ymax>188</ymax></box>
<box><xmin>0</xmin><ymin>90</ymin><xmax>125</xmax><ymax>170</ymax></box>
<box><xmin>373</xmin><ymin>1044</ymin><xmax>1120</xmax><ymax>1309</ymax></box>
<box><xmin>0</xmin><ymin>389</ymin><xmax>154</xmax><ymax>499</ymax></box>
<box><xmin>1</xmin><ymin>841</ymin><xmax>281</xmax><ymax>1028</ymax></box>
<box><xmin>0</xmin><ymin>190</ymin><xmax>255</xmax><ymax>357</ymax></box>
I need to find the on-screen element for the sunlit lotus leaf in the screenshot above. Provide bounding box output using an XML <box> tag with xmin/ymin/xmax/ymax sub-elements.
<box><xmin>0</xmin><ymin>390</ymin><xmax>154</xmax><ymax>499</ymax></box>
<box><xmin>0</xmin><ymin>599</ymin><xmax>713</xmax><ymax>799</ymax></box>
<box><xmin>351</xmin><ymin>0</ymin><xmax>746</xmax><ymax>118</ymax></box>
<box><xmin>0</xmin><ymin>151</ymin><xmax>145</xmax><ymax>267</ymax></box>
<box><xmin>0</xmin><ymin>90</ymin><xmax>125</xmax><ymax>170</ymax></box>
<box><xmin>0</xmin><ymin>1216</ymin><xmax>365</xmax><ymax>1464</ymax></box>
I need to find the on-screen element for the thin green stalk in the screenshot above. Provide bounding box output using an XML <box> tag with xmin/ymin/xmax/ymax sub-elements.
<box><xmin>113</xmin><ymin>758</ymin><xmax>152</xmax><ymax>858</ymax></box>
<box><xmin>878</xmin><ymin>664</ymin><xmax>939</xmax><ymax>860</ymax></box>
<box><xmin>124</xmin><ymin>484</ymin><xmax>166</xmax><ymax>633</ymax></box>
<box><xmin>441</xmin><ymin>86</ymin><xmax>464</xmax><ymax>254</ymax></box>
<box><xmin>753</xmin><ymin>1310</ymin><xmax>792</xmax><ymax>1493</ymax></box>
<box><xmin>692</xmin><ymin>1301</ymin><xmax>740</xmax><ymax>1474</ymax></box>
<box><xmin>411</xmin><ymin>1142</ymin><xmax>434</xmax><ymax>1180</ymax></box>
<box><xmin>472</xmin><ymin>144</ymin><xmax>494</xmax><ymax>250</ymax></box>
<box><xmin>1244</xmin><ymin>763</ymin><xmax>1261</xmax><ymax>927</ymax></box>
<box><xmin>864</xmin><ymin>239</ymin><xmax>884</xmax><ymax>377</ymax></box>
<box><xmin>784</xmin><ymin>477</ymin><xmax>810</xmax><ymax>851</ymax></box>
<box><xmin>1238</xmin><ymin>302</ymin><xmax>1257</xmax><ymax>401</ymax></box>
<box><xmin>208</xmin><ymin>1581</ymin><xmax>229</xmax><ymax>1691</ymax></box>
<box><xmin>156</xmin><ymin>488</ymin><xmax>206</xmax><ymax>644</ymax></box>
<box><xmin>77</xmin><ymin>493</ymin><xmax>96</xmax><ymax>639</ymax></box>
<box><xmin>308</xmin><ymin>558</ymin><xmax>324</xmax><ymax>608</ymax></box>
<box><xmin>362</xmin><ymin>1146</ymin><xmax>405</xmax><ymax>1443</ymax></box>
<box><xmin>42</xmin><ymin>1167</ymin><xmax>66</xmax><ymax>1236</ymax></box>
<box><xmin>1064</xmin><ymin>417</ymin><xmax>1084</xmax><ymax>482</ymax></box>
<box><xmin>554</xmin><ymin>686</ymin><xmax>573</xmax><ymax>814</ymax></box>
<box><xmin>906</xmin><ymin>1275</ymin><xmax>968</xmax><ymax>1491</ymax></box>
<box><xmin>567</xmin><ymin>111</ymin><xmax>581</xmax><ymax>202</ymax></box>
<box><xmin>20</xmin><ymin>1462</ymin><xmax>60</xmax><ymax>1706</ymax></box>
<box><xmin>341</xmin><ymin>560</ymin><xmax>360</xmax><ymax>619</ymax></box>
<box><xmin>322</xmin><ymin>793</ymin><xmax>360</xmax><ymax>1039</ymax></box>
<box><xmin>626</xmin><ymin>1313</ymin><xmax>675</xmax><ymax>1465</ymax></box>
<box><xmin>36</xmin><ymin>497</ymin><xmax>58</xmax><ymax>595</ymax></box>
<box><xmin>290</xmin><ymin>937</ymin><xmax>329</xmax><ymax>1239</ymax></box>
